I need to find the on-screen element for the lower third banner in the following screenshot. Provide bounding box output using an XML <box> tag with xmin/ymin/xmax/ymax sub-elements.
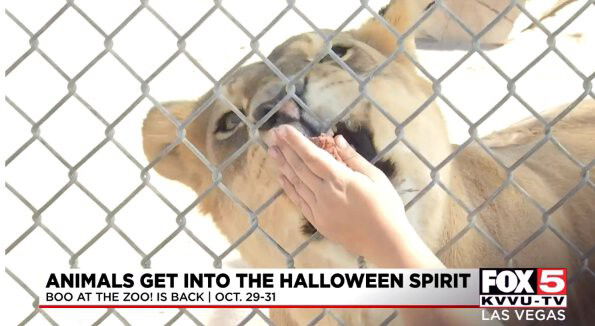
<box><xmin>39</xmin><ymin>269</ymin><xmax>478</xmax><ymax>308</ymax></box>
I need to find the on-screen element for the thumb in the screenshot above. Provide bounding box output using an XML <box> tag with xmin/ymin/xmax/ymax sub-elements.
<box><xmin>335</xmin><ymin>135</ymin><xmax>383</xmax><ymax>179</ymax></box>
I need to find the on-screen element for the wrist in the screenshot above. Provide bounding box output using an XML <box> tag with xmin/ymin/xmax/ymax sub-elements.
<box><xmin>365</xmin><ymin>216</ymin><xmax>444</xmax><ymax>268</ymax></box>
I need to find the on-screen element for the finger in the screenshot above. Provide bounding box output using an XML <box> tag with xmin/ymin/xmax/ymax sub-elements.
<box><xmin>273</xmin><ymin>140</ymin><xmax>323</xmax><ymax>189</ymax></box>
<box><xmin>279</xmin><ymin>175</ymin><xmax>301</xmax><ymax>205</ymax></box>
<box><xmin>278</xmin><ymin>161</ymin><xmax>317</xmax><ymax>205</ymax></box>
<box><xmin>280</xmin><ymin>176</ymin><xmax>314</xmax><ymax>222</ymax></box>
<box><xmin>335</xmin><ymin>135</ymin><xmax>384</xmax><ymax>180</ymax></box>
<box><xmin>275</xmin><ymin>125</ymin><xmax>347</xmax><ymax>180</ymax></box>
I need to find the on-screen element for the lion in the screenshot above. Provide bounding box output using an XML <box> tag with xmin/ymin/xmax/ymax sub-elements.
<box><xmin>142</xmin><ymin>0</ymin><xmax>595</xmax><ymax>324</ymax></box>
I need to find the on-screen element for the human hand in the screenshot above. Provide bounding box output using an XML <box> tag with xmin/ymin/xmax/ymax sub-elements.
<box><xmin>267</xmin><ymin>125</ymin><xmax>443</xmax><ymax>268</ymax></box>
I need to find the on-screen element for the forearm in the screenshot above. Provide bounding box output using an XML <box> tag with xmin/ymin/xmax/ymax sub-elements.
<box><xmin>365</xmin><ymin>218</ymin><xmax>501</xmax><ymax>326</ymax></box>
<box><xmin>364</xmin><ymin>216</ymin><xmax>443</xmax><ymax>269</ymax></box>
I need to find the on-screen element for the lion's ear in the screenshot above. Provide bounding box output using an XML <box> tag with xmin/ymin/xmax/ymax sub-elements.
<box><xmin>354</xmin><ymin>0</ymin><xmax>426</xmax><ymax>59</ymax></box>
<box><xmin>142</xmin><ymin>100</ymin><xmax>212</xmax><ymax>191</ymax></box>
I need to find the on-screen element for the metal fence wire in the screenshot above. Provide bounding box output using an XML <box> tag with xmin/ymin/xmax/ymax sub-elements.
<box><xmin>5</xmin><ymin>0</ymin><xmax>595</xmax><ymax>325</ymax></box>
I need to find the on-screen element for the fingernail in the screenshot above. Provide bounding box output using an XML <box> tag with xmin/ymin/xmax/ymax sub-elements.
<box><xmin>336</xmin><ymin>135</ymin><xmax>348</xmax><ymax>148</ymax></box>
<box><xmin>268</xmin><ymin>146</ymin><xmax>280</xmax><ymax>159</ymax></box>
<box><xmin>269</xmin><ymin>128</ymin><xmax>278</xmax><ymax>141</ymax></box>
<box><xmin>276</xmin><ymin>125</ymin><xmax>287</xmax><ymax>138</ymax></box>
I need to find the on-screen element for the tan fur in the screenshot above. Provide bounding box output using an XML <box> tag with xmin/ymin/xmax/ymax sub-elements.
<box><xmin>142</xmin><ymin>1</ymin><xmax>594</xmax><ymax>324</ymax></box>
<box><xmin>353</xmin><ymin>0</ymin><xmax>423</xmax><ymax>61</ymax></box>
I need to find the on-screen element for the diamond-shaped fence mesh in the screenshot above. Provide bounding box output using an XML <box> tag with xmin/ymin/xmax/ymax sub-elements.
<box><xmin>4</xmin><ymin>0</ymin><xmax>595</xmax><ymax>325</ymax></box>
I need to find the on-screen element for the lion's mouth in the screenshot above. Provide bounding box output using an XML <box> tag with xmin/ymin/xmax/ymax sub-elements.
<box><xmin>257</xmin><ymin>97</ymin><xmax>327</xmax><ymax>137</ymax></box>
<box><xmin>255</xmin><ymin>86</ymin><xmax>396</xmax><ymax>178</ymax></box>
<box><xmin>260</xmin><ymin>98</ymin><xmax>397</xmax><ymax>179</ymax></box>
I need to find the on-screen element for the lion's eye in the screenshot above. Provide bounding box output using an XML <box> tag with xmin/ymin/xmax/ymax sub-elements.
<box><xmin>321</xmin><ymin>45</ymin><xmax>351</xmax><ymax>62</ymax></box>
<box><xmin>215</xmin><ymin>111</ymin><xmax>243</xmax><ymax>136</ymax></box>
<box><xmin>331</xmin><ymin>45</ymin><xmax>349</xmax><ymax>57</ymax></box>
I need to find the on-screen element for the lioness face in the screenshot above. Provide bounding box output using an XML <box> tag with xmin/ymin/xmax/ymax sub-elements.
<box><xmin>207</xmin><ymin>32</ymin><xmax>407</xmax><ymax>180</ymax></box>
<box><xmin>143</xmin><ymin>29</ymin><xmax>451</xmax><ymax>267</ymax></box>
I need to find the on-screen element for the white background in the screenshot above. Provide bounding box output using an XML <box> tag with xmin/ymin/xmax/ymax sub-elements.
<box><xmin>3</xmin><ymin>0</ymin><xmax>594</xmax><ymax>325</ymax></box>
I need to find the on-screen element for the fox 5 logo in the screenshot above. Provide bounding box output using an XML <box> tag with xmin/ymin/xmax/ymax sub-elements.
<box><xmin>480</xmin><ymin>268</ymin><xmax>567</xmax><ymax>295</ymax></box>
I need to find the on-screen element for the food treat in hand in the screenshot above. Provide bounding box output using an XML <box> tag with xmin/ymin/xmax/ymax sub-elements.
<box><xmin>310</xmin><ymin>134</ymin><xmax>343</xmax><ymax>162</ymax></box>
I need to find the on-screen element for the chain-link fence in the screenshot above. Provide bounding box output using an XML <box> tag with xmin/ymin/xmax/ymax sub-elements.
<box><xmin>5</xmin><ymin>0</ymin><xmax>595</xmax><ymax>325</ymax></box>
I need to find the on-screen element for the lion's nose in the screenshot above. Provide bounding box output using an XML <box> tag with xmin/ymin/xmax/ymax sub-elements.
<box><xmin>254</xmin><ymin>99</ymin><xmax>301</xmax><ymax>131</ymax></box>
<box><xmin>253</xmin><ymin>78</ymin><xmax>325</xmax><ymax>136</ymax></box>
<box><xmin>255</xmin><ymin>78</ymin><xmax>308</xmax><ymax>131</ymax></box>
